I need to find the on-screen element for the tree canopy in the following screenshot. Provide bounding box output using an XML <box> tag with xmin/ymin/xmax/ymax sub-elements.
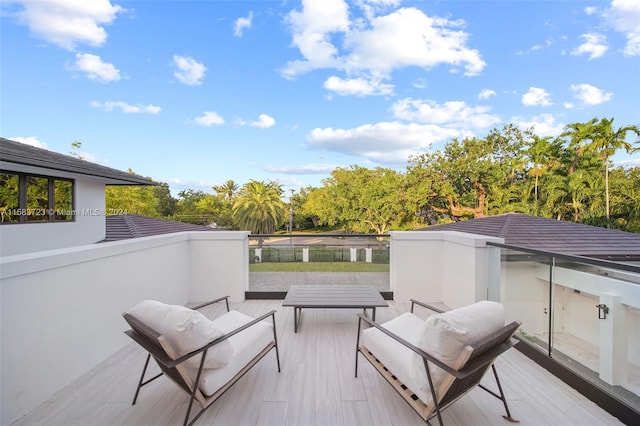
<box><xmin>101</xmin><ymin>117</ymin><xmax>640</xmax><ymax>234</ymax></box>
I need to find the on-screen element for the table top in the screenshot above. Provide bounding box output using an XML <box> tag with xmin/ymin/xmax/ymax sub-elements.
<box><xmin>282</xmin><ymin>285</ymin><xmax>388</xmax><ymax>308</ymax></box>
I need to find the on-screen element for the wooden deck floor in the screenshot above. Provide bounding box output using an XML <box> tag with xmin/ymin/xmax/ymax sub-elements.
<box><xmin>12</xmin><ymin>300</ymin><xmax>622</xmax><ymax>426</ymax></box>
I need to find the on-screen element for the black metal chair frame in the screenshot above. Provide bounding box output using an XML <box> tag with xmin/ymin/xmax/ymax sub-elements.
<box><xmin>123</xmin><ymin>296</ymin><xmax>281</xmax><ymax>426</ymax></box>
<box><xmin>355</xmin><ymin>299</ymin><xmax>521</xmax><ymax>426</ymax></box>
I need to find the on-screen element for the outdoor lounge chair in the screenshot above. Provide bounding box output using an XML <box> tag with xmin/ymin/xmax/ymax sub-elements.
<box><xmin>355</xmin><ymin>299</ymin><xmax>521</xmax><ymax>425</ymax></box>
<box><xmin>122</xmin><ymin>296</ymin><xmax>280</xmax><ymax>426</ymax></box>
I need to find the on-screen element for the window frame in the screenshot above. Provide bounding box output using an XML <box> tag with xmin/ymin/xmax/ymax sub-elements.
<box><xmin>0</xmin><ymin>171</ymin><xmax>75</xmax><ymax>224</ymax></box>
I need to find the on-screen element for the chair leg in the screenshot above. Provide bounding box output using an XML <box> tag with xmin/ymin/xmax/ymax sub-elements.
<box><xmin>132</xmin><ymin>353</ymin><xmax>164</xmax><ymax>405</ymax></box>
<box><xmin>491</xmin><ymin>364</ymin><xmax>519</xmax><ymax>423</ymax></box>
<box><xmin>132</xmin><ymin>354</ymin><xmax>151</xmax><ymax>405</ymax></box>
<box><xmin>272</xmin><ymin>313</ymin><xmax>281</xmax><ymax>372</ymax></box>
<box><xmin>355</xmin><ymin>317</ymin><xmax>363</xmax><ymax>377</ymax></box>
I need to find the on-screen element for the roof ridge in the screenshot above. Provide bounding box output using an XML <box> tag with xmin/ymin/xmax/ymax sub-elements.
<box><xmin>122</xmin><ymin>214</ymin><xmax>142</xmax><ymax>237</ymax></box>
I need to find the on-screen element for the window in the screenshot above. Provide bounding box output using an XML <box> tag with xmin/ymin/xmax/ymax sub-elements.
<box><xmin>0</xmin><ymin>172</ymin><xmax>74</xmax><ymax>224</ymax></box>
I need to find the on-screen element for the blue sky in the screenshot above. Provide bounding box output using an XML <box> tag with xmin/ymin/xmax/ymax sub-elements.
<box><xmin>2</xmin><ymin>0</ymin><xmax>639</xmax><ymax>196</ymax></box>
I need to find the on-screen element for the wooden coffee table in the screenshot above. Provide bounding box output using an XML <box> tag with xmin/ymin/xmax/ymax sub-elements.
<box><xmin>282</xmin><ymin>284</ymin><xmax>388</xmax><ymax>333</ymax></box>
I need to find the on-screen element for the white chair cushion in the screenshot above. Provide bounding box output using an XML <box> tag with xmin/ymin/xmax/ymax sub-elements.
<box><xmin>411</xmin><ymin>301</ymin><xmax>505</xmax><ymax>396</ymax></box>
<box><xmin>361</xmin><ymin>301</ymin><xmax>505</xmax><ymax>406</ymax></box>
<box><xmin>128</xmin><ymin>300</ymin><xmax>234</xmax><ymax>369</ymax></box>
<box><xmin>191</xmin><ymin>310</ymin><xmax>275</xmax><ymax>396</ymax></box>
<box><xmin>360</xmin><ymin>312</ymin><xmax>432</xmax><ymax>404</ymax></box>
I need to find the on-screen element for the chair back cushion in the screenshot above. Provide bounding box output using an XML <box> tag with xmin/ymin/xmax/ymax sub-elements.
<box><xmin>128</xmin><ymin>300</ymin><xmax>233</xmax><ymax>368</ymax></box>
<box><xmin>411</xmin><ymin>301</ymin><xmax>505</xmax><ymax>396</ymax></box>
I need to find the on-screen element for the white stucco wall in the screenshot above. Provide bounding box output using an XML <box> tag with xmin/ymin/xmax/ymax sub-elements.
<box><xmin>0</xmin><ymin>171</ymin><xmax>107</xmax><ymax>257</ymax></box>
<box><xmin>390</xmin><ymin>231</ymin><xmax>503</xmax><ymax>308</ymax></box>
<box><xmin>0</xmin><ymin>231</ymin><xmax>248</xmax><ymax>425</ymax></box>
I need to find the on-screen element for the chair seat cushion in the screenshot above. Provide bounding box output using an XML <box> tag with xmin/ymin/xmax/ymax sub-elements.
<box><xmin>127</xmin><ymin>300</ymin><xmax>234</xmax><ymax>369</ymax></box>
<box><xmin>192</xmin><ymin>310</ymin><xmax>275</xmax><ymax>396</ymax></box>
<box><xmin>361</xmin><ymin>301</ymin><xmax>505</xmax><ymax>406</ymax></box>
<box><xmin>361</xmin><ymin>312</ymin><xmax>431</xmax><ymax>404</ymax></box>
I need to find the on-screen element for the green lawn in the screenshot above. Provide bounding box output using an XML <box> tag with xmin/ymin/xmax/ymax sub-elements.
<box><xmin>249</xmin><ymin>262</ymin><xmax>390</xmax><ymax>272</ymax></box>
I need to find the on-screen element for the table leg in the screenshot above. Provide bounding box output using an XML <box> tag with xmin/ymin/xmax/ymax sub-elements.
<box><xmin>294</xmin><ymin>307</ymin><xmax>302</xmax><ymax>333</ymax></box>
<box><xmin>372</xmin><ymin>307</ymin><xmax>376</xmax><ymax>322</ymax></box>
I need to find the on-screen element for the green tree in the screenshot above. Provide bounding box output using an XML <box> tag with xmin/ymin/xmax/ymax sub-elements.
<box><xmin>172</xmin><ymin>190</ymin><xmax>228</xmax><ymax>225</ymax></box>
<box><xmin>407</xmin><ymin>125</ymin><xmax>527</xmax><ymax>222</ymax></box>
<box><xmin>69</xmin><ymin>140</ymin><xmax>84</xmax><ymax>160</ymax></box>
<box><xmin>213</xmin><ymin>179</ymin><xmax>239</xmax><ymax>200</ymax></box>
<box><xmin>106</xmin><ymin>184</ymin><xmax>160</xmax><ymax>217</ymax></box>
<box><xmin>153</xmin><ymin>183</ymin><xmax>177</xmax><ymax>216</ymax></box>
<box><xmin>525</xmin><ymin>135</ymin><xmax>563</xmax><ymax>213</ymax></box>
<box><xmin>587</xmin><ymin>118</ymin><xmax>639</xmax><ymax>221</ymax></box>
<box><xmin>608</xmin><ymin>166</ymin><xmax>640</xmax><ymax>232</ymax></box>
<box><xmin>305</xmin><ymin>166</ymin><xmax>413</xmax><ymax>234</ymax></box>
<box><xmin>232</xmin><ymin>180</ymin><xmax>287</xmax><ymax>238</ymax></box>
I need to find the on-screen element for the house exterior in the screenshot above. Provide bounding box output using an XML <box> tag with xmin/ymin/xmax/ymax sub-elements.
<box><xmin>1</xmin><ymin>141</ymin><xmax>637</xmax><ymax>423</ymax></box>
<box><xmin>0</xmin><ymin>137</ymin><xmax>154</xmax><ymax>256</ymax></box>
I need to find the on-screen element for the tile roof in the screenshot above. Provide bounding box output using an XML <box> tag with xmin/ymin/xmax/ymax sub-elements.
<box><xmin>0</xmin><ymin>137</ymin><xmax>154</xmax><ymax>185</ymax></box>
<box><xmin>104</xmin><ymin>215</ymin><xmax>215</xmax><ymax>241</ymax></box>
<box><xmin>419</xmin><ymin>213</ymin><xmax>640</xmax><ymax>261</ymax></box>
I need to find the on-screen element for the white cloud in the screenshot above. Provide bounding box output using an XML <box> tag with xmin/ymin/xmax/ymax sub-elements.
<box><xmin>193</xmin><ymin>111</ymin><xmax>225</xmax><ymax>126</ymax></box>
<box><xmin>478</xmin><ymin>89</ymin><xmax>496</xmax><ymax>100</ymax></box>
<box><xmin>282</xmin><ymin>0</ymin><xmax>349</xmax><ymax>77</ymax></box>
<box><xmin>344</xmin><ymin>8</ymin><xmax>485</xmax><ymax>76</ymax></box>
<box><xmin>521</xmin><ymin>87</ymin><xmax>553</xmax><ymax>106</ymax></box>
<box><xmin>516</xmin><ymin>38</ymin><xmax>554</xmax><ymax>55</ymax></box>
<box><xmin>263</xmin><ymin>163</ymin><xmax>338</xmax><ymax>174</ymax></box>
<box><xmin>323</xmin><ymin>75</ymin><xmax>394</xmax><ymax>96</ymax></box>
<box><xmin>66</xmin><ymin>53</ymin><xmax>120</xmax><ymax>82</ymax></box>
<box><xmin>306</xmin><ymin>121</ymin><xmax>467</xmax><ymax>164</ymax></box>
<box><xmin>412</xmin><ymin>78</ymin><xmax>427</xmax><ymax>89</ymax></box>
<box><xmin>9</xmin><ymin>136</ymin><xmax>47</xmax><ymax>149</ymax></box>
<box><xmin>9</xmin><ymin>0</ymin><xmax>124</xmax><ymax>50</ymax></box>
<box><xmin>606</xmin><ymin>0</ymin><xmax>640</xmax><ymax>56</ymax></box>
<box><xmin>173</xmin><ymin>55</ymin><xmax>207</xmax><ymax>85</ymax></box>
<box><xmin>237</xmin><ymin>114</ymin><xmax>276</xmax><ymax>128</ymax></box>
<box><xmin>512</xmin><ymin>114</ymin><xmax>565</xmax><ymax>137</ymax></box>
<box><xmin>252</xmin><ymin>114</ymin><xmax>276</xmax><ymax>128</ymax></box>
<box><xmin>584</xmin><ymin>6</ymin><xmax>597</xmax><ymax>15</ymax></box>
<box><xmin>392</xmin><ymin>98</ymin><xmax>501</xmax><ymax>129</ymax></box>
<box><xmin>234</xmin><ymin>11</ymin><xmax>253</xmax><ymax>37</ymax></box>
<box><xmin>282</xmin><ymin>2</ymin><xmax>485</xmax><ymax>86</ymax></box>
<box><xmin>570</xmin><ymin>83</ymin><xmax>613</xmax><ymax>105</ymax></box>
<box><xmin>90</xmin><ymin>101</ymin><xmax>161</xmax><ymax>114</ymax></box>
<box><xmin>615</xmin><ymin>158</ymin><xmax>640</xmax><ymax>167</ymax></box>
<box><xmin>571</xmin><ymin>33</ymin><xmax>608</xmax><ymax>59</ymax></box>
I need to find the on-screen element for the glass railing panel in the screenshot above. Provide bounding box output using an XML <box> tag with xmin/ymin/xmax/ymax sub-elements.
<box><xmin>498</xmin><ymin>248</ymin><xmax>553</xmax><ymax>354</ymax></box>
<box><xmin>248</xmin><ymin>234</ymin><xmax>390</xmax><ymax>292</ymax></box>
<box><xmin>494</xmin><ymin>243</ymin><xmax>640</xmax><ymax>409</ymax></box>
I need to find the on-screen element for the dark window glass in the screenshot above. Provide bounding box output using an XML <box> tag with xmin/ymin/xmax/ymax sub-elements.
<box><xmin>0</xmin><ymin>173</ymin><xmax>20</xmax><ymax>223</ymax></box>
<box><xmin>26</xmin><ymin>176</ymin><xmax>49</xmax><ymax>222</ymax></box>
<box><xmin>0</xmin><ymin>172</ymin><xmax>75</xmax><ymax>224</ymax></box>
<box><xmin>54</xmin><ymin>179</ymin><xmax>73</xmax><ymax>221</ymax></box>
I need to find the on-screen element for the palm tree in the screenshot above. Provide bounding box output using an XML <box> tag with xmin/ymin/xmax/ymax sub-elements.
<box><xmin>586</xmin><ymin>118</ymin><xmax>639</xmax><ymax>222</ymax></box>
<box><xmin>232</xmin><ymin>180</ymin><xmax>286</xmax><ymax>245</ymax></box>
<box><xmin>213</xmin><ymin>179</ymin><xmax>239</xmax><ymax>200</ymax></box>
<box><xmin>526</xmin><ymin>135</ymin><xmax>562</xmax><ymax>208</ymax></box>
<box><xmin>563</xmin><ymin>118</ymin><xmax>640</xmax><ymax>223</ymax></box>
